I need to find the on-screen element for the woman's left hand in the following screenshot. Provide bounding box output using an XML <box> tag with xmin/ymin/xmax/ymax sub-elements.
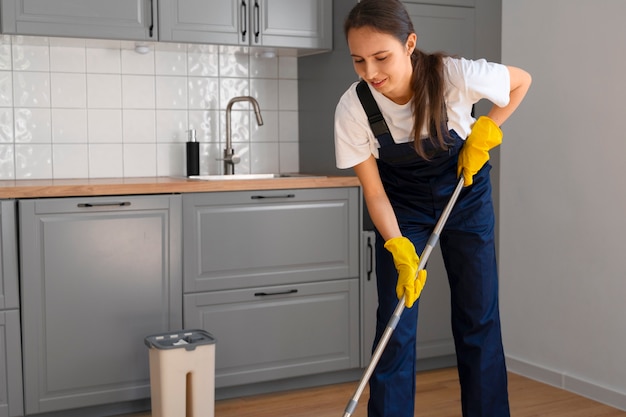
<box><xmin>457</xmin><ymin>116</ymin><xmax>502</xmax><ymax>186</ymax></box>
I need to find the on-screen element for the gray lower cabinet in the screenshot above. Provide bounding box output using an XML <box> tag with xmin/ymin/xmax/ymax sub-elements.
<box><xmin>0</xmin><ymin>200</ymin><xmax>23</xmax><ymax>417</ymax></box>
<box><xmin>182</xmin><ymin>187</ymin><xmax>360</xmax><ymax>387</ymax></box>
<box><xmin>185</xmin><ymin>279</ymin><xmax>359</xmax><ymax>387</ymax></box>
<box><xmin>158</xmin><ymin>0</ymin><xmax>332</xmax><ymax>50</ymax></box>
<box><xmin>0</xmin><ymin>0</ymin><xmax>157</xmax><ymax>41</ymax></box>
<box><xmin>19</xmin><ymin>194</ymin><xmax>182</xmax><ymax>415</ymax></box>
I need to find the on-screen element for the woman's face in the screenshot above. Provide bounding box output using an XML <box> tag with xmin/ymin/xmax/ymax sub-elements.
<box><xmin>347</xmin><ymin>26</ymin><xmax>416</xmax><ymax>104</ymax></box>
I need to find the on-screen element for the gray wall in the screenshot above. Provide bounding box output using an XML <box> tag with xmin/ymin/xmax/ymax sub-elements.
<box><xmin>500</xmin><ymin>0</ymin><xmax>626</xmax><ymax>410</ymax></box>
<box><xmin>298</xmin><ymin>0</ymin><xmax>356</xmax><ymax>176</ymax></box>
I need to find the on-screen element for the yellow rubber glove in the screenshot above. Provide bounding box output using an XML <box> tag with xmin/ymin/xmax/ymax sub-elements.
<box><xmin>384</xmin><ymin>236</ymin><xmax>427</xmax><ymax>308</ymax></box>
<box><xmin>457</xmin><ymin>116</ymin><xmax>503</xmax><ymax>186</ymax></box>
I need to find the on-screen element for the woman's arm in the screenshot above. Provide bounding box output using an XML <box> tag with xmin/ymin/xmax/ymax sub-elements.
<box><xmin>353</xmin><ymin>155</ymin><xmax>402</xmax><ymax>241</ymax></box>
<box><xmin>487</xmin><ymin>65</ymin><xmax>532</xmax><ymax>126</ymax></box>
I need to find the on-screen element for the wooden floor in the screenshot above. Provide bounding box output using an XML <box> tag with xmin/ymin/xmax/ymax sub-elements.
<box><xmin>120</xmin><ymin>367</ymin><xmax>626</xmax><ymax>417</ymax></box>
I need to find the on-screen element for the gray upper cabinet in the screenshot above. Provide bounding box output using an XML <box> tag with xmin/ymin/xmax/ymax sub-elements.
<box><xmin>159</xmin><ymin>0</ymin><xmax>332</xmax><ymax>50</ymax></box>
<box><xmin>19</xmin><ymin>194</ymin><xmax>182</xmax><ymax>415</ymax></box>
<box><xmin>0</xmin><ymin>0</ymin><xmax>157</xmax><ymax>41</ymax></box>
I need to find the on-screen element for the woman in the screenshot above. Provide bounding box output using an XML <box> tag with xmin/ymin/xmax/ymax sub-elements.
<box><xmin>334</xmin><ymin>1</ymin><xmax>531</xmax><ymax>417</ymax></box>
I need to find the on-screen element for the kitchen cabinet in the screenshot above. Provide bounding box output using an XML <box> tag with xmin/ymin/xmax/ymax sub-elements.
<box><xmin>185</xmin><ymin>279</ymin><xmax>359</xmax><ymax>387</ymax></box>
<box><xmin>0</xmin><ymin>200</ymin><xmax>23</xmax><ymax>417</ymax></box>
<box><xmin>0</xmin><ymin>0</ymin><xmax>332</xmax><ymax>52</ymax></box>
<box><xmin>19</xmin><ymin>194</ymin><xmax>182</xmax><ymax>415</ymax></box>
<box><xmin>0</xmin><ymin>0</ymin><xmax>157</xmax><ymax>41</ymax></box>
<box><xmin>402</xmin><ymin>3</ymin><xmax>475</xmax><ymax>58</ymax></box>
<box><xmin>182</xmin><ymin>187</ymin><xmax>360</xmax><ymax>387</ymax></box>
<box><xmin>158</xmin><ymin>0</ymin><xmax>332</xmax><ymax>50</ymax></box>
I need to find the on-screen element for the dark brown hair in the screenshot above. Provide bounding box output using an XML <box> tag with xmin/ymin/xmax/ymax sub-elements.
<box><xmin>344</xmin><ymin>0</ymin><xmax>449</xmax><ymax>157</ymax></box>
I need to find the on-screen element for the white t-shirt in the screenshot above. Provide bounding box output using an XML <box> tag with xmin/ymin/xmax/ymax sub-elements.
<box><xmin>334</xmin><ymin>57</ymin><xmax>511</xmax><ymax>169</ymax></box>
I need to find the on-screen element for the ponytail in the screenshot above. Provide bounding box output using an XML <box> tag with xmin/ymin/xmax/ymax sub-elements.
<box><xmin>410</xmin><ymin>50</ymin><xmax>450</xmax><ymax>158</ymax></box>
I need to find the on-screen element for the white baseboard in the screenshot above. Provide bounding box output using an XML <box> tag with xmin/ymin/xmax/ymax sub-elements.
<box><xmin>506</xmin><ymin>355</ymin><xmax>626</xmax><ymax>412</ymax></box>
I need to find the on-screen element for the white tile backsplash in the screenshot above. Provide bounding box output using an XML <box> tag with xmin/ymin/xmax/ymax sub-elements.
<box><xmin>14</xmin><ymin>108</ymin><xmax>51</xmax><ymax>143</ymax></box>
<box><xmin>51</xmin><ymin>108</ymin><xmax>87</xmax><ymax>143</ymax></box>
<box><xmin>13</xmin><ymin>72</ymin><xmax>50</xmax><ymax>108</ymax></box>
<box><xmin>51</xmin><ymin>73</ymin><xmax>86</xmax><ymax>108</ymax></box>
<box><xmin>122</xmin><ymin>109</ymin><xmax>156</xmax><ymax>143</ymax></box>
<box><xmin>88</xmin><ymin>109</ymin><xmax>122</xmax><ymax>143</ymax></box>
<box><xmin>87</xmin><ymin>74</ymin><xmax>122</xmax><ymax>108</ymax></box>
<box><xmin>50</xmin><ymin>45</ymin><xmax>86</xmax><ymax>73</ymax></box>
<box><xmin>86</xmin><ymin>47</ymin><xmax>121</xmax><ymax>74</ymax></box>
<box><xmin>0</xmin><ymin>108</ymin><xmax>13</xmax><ymax>143</ymax></box>
<box><xmin>52</xmin><ymin>143</ymin><xmax>88</xmax><ymax>178</ymax></box>
<box><xmin>0</xmin><ymin>36</ymin><xmax>299</xmax><ymax>179</ymax></box>
<box><xmin>89</xmin><ymin>143</ymin><xmax>123</xmax><ymax>178</ymax></box>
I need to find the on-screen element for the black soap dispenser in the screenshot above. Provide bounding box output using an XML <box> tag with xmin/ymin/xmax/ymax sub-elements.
<box><xmin>186</xmin><ymin>129</ymin><xmax>199</xmax><ymax>177</ymax></box>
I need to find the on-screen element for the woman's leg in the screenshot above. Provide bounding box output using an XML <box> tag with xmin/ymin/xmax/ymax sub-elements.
<box><xmin>439</xmin><ymin>166</ymin><xmax>510</xmax><ymax>417</ymax></box>
<box><xmin>368</xmin><ymin>225</ymin><xmax>431</xmax><ymax>417</ymax></box>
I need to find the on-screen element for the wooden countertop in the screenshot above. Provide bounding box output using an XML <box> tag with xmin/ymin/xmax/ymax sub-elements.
<box><xmin>0</xmin><ymin>175</ymin><xmax>361</xmax><ymax>199</ymax></box>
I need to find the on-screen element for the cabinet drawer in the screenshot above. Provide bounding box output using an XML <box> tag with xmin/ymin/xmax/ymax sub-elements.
<box><xmin>183</xmin><ymin>188</ymin><xmax>360</xmax><ymax>292</ymax></box>
<box><xmin>184</xmin><ymin>279</ymin><xmax>360</xmax><ymax>387</ymax></box>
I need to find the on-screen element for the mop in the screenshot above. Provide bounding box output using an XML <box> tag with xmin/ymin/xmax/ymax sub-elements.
<box><xmin>342</xmin><ymin>176</ymin><xmax>465</xmax><ymax>417</ymax></box>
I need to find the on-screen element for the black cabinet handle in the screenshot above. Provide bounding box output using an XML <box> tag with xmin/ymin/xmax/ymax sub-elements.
<box><xmin>77</xmin><ymin>202</ymin><xmax>131</xmax><ymax>208</ymax></box>
<box><xmin>250</xmin><ymin>194</ymin><xmax>295</xmax><ymax>200</ymax></box>
<box><xmin>253</xmin><ymin>0</ymin><xmax>260</xmax><ymax>43</ymax></box>
<box><xmin>148</xmin><ymin>0</ymin><xmax>155</xmax><ymax>37</ymax></box>
<box><xmin>254</xmin><ymin>289</ymin><xmax>298</xmax><ymax>297</ymax></box>
<box><xmin>240</xmin><ymin>0</ymin><xmax>247</xmax><ymax>42</ymax></box>
<box><xmin>367</xmin><ymin>235</ymin><xmax>373</xmax><ymax>281</ymax></box>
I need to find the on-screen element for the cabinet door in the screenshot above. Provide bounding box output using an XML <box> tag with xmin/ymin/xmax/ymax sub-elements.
<box><xmin>0</xmin><ymin>201</ymin><xmax>18</xmax><ymax>311</ymax></box>
<box><xmin>404</xmin><ymin>3</ymin><xmax>475</xmax><ymax>58</ymax></box>
<box><xmin>185</xmin><ymin>279</ymin><xmax>360</xmax><ymax>387</ymax></box>
<box><xmin>0</xmin><ymin>311</ymin><xmax>23</xmax><ymax>417</ymax></box>
<box><xmin>158</xmin><ymin>0</ymin><xmax>243</xmax><ymax>44</ymax></box>
<box><xmin>1</xmin><ymin>0</ymin><xmax>157</xmax><ymax>41</ymax></box>
<box><xmin>183</xmin><ymin>187</ymin><xmax>360</xmax><ymax>293</ymax></box>
<box><xmin>254</xmin><ymin>0</ymin><xmax>332</xmax><ymax>49</ymax></box>
<box><xmin>159</xmin><ymin>0</ymin><xmax>332</xmax><ymax>50</ymax></box>
<box><xmin>19</xmin><ymin>194</ymin><xmax>182</xmax><ymax>414</ymax></box>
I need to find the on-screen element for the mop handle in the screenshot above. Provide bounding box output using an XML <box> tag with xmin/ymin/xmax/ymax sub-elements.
<box><xmin>342</xmin><ymin>176</ymin><xmax>465</xmax><ymax>417</ymax></box>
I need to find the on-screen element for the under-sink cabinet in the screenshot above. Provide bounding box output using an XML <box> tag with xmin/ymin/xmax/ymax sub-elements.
<box><xmin>18</xmin><ymin>194</ymin><xmax>182</xmax><ymax>415</ymax></box>
<box><xmin>0</xmin><ymin>200</ymin><xmax>23</xmax><ymax>417</ymax></box>
<box><xmin>182</xmin><ymin>187</ymin><xmax>361</xmax><ymax>387</ymax></box>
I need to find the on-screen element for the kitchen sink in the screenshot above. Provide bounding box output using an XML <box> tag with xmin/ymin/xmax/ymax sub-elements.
<box><xmin>188</xmin><ymin>173</ymin><xmax>327</xmax><ymax>180</ymax></box>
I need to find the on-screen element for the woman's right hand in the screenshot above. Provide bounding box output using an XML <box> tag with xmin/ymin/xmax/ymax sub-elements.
<box><xmin>384</xmin><ymin>236</ymin><xmax>427</xmax><ymax>308</ymax></box>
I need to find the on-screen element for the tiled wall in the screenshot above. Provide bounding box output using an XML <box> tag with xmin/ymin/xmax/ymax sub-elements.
<box><xmin>0</xmin><ymin>35</ymin><xmax>300</xmax><ymax>179</ymax></box>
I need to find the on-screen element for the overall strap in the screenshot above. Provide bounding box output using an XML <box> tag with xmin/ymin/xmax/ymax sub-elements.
<box><xmin>356</xmin><ymin>80</ymin><xmax>395</xmax><ymax>147</ymax></box>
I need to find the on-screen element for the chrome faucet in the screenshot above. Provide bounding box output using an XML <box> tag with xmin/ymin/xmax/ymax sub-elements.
<box><xmin>223</xmin><ymin>96</ymin><xmax>264</xmax><ymax>175</ymax></box>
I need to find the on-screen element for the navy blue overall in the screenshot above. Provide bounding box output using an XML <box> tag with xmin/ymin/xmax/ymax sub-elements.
<box><xmin>367</xmin><ymin>126</ymin><xmax>510</xmax><ymax>417</ymax></box>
